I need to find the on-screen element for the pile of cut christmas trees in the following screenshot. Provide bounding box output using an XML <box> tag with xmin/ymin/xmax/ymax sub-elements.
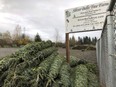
<box><xmin>0</xmin><ymin>40</ymin><xmax>99</xmax><ymax>87</ymax></box>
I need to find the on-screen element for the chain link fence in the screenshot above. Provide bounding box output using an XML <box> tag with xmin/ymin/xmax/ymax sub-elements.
<box><xmin>96</xmin><ymin>25</ymin><xmax>108</xmax><ymax>87</ymax></box>
<box><xmin>113</xmin><ymin>3</ymin><xmax>116</xmax><ymax>87</ymax></box>
<box><xmin>96</xmin><ymin>2</ymin><xmax>116</xmax><ymax>87</ymax></box>
<box><xmin>114</xmin><ymin>3</ymin><xmax>116</xmax><ymax>29</ymax></box>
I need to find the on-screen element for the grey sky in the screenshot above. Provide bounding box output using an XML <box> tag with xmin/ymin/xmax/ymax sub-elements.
<box><xmin>0</xmin><ymin>0</ymin><xmax>108</xmax><ymax>41</ymax></box>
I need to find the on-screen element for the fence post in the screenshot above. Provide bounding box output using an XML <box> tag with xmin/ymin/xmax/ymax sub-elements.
<box><xmin>96</xmin><ymin>41</ymin><xmax>99</xmax><ymax>65</ymax></box>
<box><xmin>107</xmin><ymin>11</ymin><xmax>115</xmax><ymax>87</ymax></box>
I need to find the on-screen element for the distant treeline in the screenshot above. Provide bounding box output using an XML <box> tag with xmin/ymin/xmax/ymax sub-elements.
<box><xmin>55</xmin><ymin>36</ymin><xmax>97</xmax><ymax>48</ymax></box>
<box><xmin>0</xmin><ymin>25</ymin><xmax>42</xmax><ymax>47</ymax></box>
<box><xmin>69</xmin><ymin>36</ymin><xmax>97</xmax><ymax>47</ymax></box>
<box><xmin>0</xmin><ymin>25</ymin><xmax>97</xmax><ymax>48</ymax></box>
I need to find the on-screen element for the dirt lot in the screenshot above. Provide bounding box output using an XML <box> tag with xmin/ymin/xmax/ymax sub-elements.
<box><xmin>0</xmin><ymin>48</ymin><xmax>97</xmax><ymax>64</ymax></box>
<box><xmin>0</xmin><ymin>48</ymin><xmax>18</xmax><ymax>58</ymax></box>
<box><xmin>58</xmin><ymin>48</ymin><xmax>97</xmax><ymax>64</ymax></box>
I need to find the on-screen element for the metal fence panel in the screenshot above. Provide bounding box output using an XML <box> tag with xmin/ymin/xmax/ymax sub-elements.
<box><xmin>96</xmin><ymin>2</ymin><xmax>116</xmax><ymax>86</ymax></box>
<box><xmin>113</xmin><ymin>3</ymin><xmax>116</xmax><ymax>87</ymax></box>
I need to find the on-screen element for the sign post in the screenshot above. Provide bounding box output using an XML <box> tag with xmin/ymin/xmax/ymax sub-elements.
<box><xmin>66</xmin><ymin>33</ymin><xmax>70</xmax><ymax>63</ymax></box>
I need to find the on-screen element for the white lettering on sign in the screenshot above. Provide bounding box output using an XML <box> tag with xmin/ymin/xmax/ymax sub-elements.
<box><xmin>65</xmin><ymin>1</ymin><xmax>110</xmax><ymax>33</ymax></box>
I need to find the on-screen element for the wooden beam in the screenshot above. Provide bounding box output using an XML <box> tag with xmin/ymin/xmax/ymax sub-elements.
<box><xmin>66</xmin><ymin>33</ymin><xmax>70</xmax><ymax>63</ymax></box>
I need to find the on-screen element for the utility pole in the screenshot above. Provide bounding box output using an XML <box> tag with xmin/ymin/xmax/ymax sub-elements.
<box><xmin>22</xmin><ymin>27</ymin><xmax>28</xmax><ymax>39</ymax></box>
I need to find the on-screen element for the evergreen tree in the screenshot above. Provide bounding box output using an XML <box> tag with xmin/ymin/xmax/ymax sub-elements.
<box><xmin>94</xmin><ymin>37</ymin><xmax>97</xmax><ymax>43</ymax></box>
<box><xmin>21</xmin><ymin>33</ymin><xmax>25</xmax><ymax>39</ymax></box>
<box><xmin>77</xmin><ymin>36</ymin><xmax>97</xmax><ymax>45</ymax></box>
<box><xmin>77</xmin><ymin>37</ymin><xmax>83</xmax><ymax>45</ymax></box>
<box><xmin>83</xmin><ymin>37</ymin><xmax>85</xmax><ymax>44</ymax></box>
<box><xmin>34</xmin><ymin>33</ymin><xmax>42</xmax><ymax>42</ymax></box>
<box><xmin>69</xmin><ymin>37</ymin><xmax>72</xmax><ymax>46</ymax></box>
<box><xmin>88</xmin><ymin>37</ymin><xmax>91</xmax><ymax>44</ymax></box>
<box><xmin>83</xmin><ymin>36</ymin><xmax>88</xmax><ymax>44</ymax></box>
<box><xmin>86</xmin><ymin>36</ymin><xmax>88</xmax><ymax>44</ymax></box>
<box><xmin>72</xmin><ymin>35</ymin><xmax>76</xmax><ymax>46</ymax></box>
<box><xmin>69</xmin><ymin>36</ymin><xmax>76</xmax><ymax>47</ymax></box>
<box><xmin>91</xmin><ymin>37</ymin><xmax>97</xmax><ymax>45</ymax></box>
<box><xmin>83</xmin><ymin>36</ymin><xmax>92</xmax><ymax>44</ymax></box>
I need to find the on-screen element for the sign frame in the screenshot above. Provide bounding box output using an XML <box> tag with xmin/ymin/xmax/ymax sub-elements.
<box><xmin>65</xmin><ymin>1</ymin><xmax>110</xmax><ymax>33</ymax></box>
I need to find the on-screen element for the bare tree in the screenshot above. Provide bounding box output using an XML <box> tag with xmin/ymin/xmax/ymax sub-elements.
<box><xmin>55</xmin><ymin>28</ymin><xmax>59</xmax><ymax>43</ymax></box>
<box><xmin>2</xmin><ymin>31</ymin><xmax>12</xmax><ymax>45</ymax></box>
<box><xmin>54</xmin><ymin>28</ymin><xmax>60</xmax><ymax>43</ymax></box>
<box><xmin>54</xmin><ymin>28</ymin><xmax>61</xmax><ymax>47</ymax></box>
<box><xmin>3</xmin><ymin>31</ymin><xmax>11</xmax><ymax>40</ymax></box>
<box><xmin>12</xmin><ymin>25</ymin><xmax>22</xmax><ymax>40</ymax></box>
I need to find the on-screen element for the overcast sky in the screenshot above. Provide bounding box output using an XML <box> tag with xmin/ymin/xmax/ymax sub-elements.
<box><xmin>0</xmin><ymin>0</ymin><xmax>110</xmax><ymax>41</ymax></box>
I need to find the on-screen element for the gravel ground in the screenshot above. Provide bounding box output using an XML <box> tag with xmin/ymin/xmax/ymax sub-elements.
<box><xmin>0</xmin><ymin>48</ymin><xmax>97</xmax><ymax>64</ymax></box>
<box><xmin>0</xmin><ymin>48</ymin><xmax>18</xmax><ymax>58</ymax></box>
